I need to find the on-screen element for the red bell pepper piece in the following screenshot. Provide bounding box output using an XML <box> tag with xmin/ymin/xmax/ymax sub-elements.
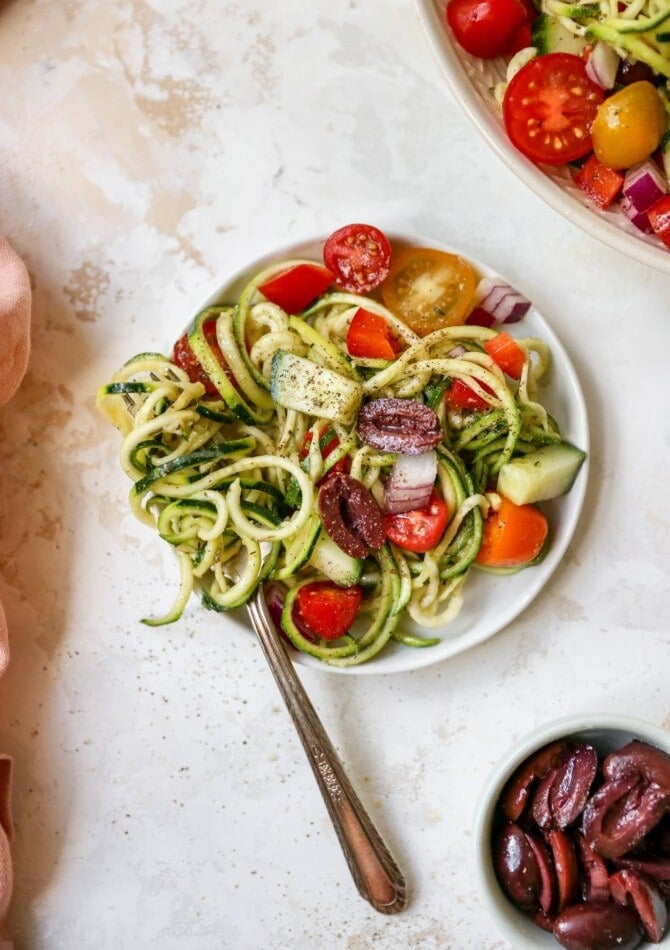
<box><xmin>484</xmin><ymin>332</ymin><xmax>526</xmax><ymax>379</ymax></box>
<box><xmin>647</xmin><ymin>194</ymin><xmax>670</xmax><ymax>248</ymax></box>
<box><xmin>258</xmin><ymin>262</ymin><xmax>333</xmax><ymax>313</ymax></box>
<box><xmin>575</xmin><ymin>154</ymin><xmax>625</xmax><ymax>210</ymax></box>
<box><xmin>346</xmin><ymin>307</ymin><xmax>397</xmax><ymax>360</ymax></box>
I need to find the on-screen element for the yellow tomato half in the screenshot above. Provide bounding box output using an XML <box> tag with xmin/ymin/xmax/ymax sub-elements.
<box><xmin>380</xmin><ymin>247</ymin><xmax>476</xmax><ymax>336</ymax></box>
<box><xmin>591</xmin><ymin>81</ymin><xmax>667</xmax><ymax>170</ymax></box>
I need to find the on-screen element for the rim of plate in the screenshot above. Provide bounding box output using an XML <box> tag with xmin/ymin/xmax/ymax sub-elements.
<box><xmin>412</xmin><ymin>0</ymin><xmax>670</xmax><ymax>276</ymax></box>
<box><xmin>186</xmin><ymin>230</ymin><xmax>590</xmax><ymax>675</ymax></box>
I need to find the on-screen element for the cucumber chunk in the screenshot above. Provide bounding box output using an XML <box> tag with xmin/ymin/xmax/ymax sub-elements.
<box><xmin>497</xmin><ymin>442</ymin><xmax>586</xmax><ymax>505</ymax></box>
<box><xmin>309</xmin><ymin>534</ymin><xmax>362</xmax><ymax>587</ymax></box>
<box><xmin>531</xmin><ymin>13</ymin><xmax>590</xmax><ymax>55</ymax></box>
<box><xmin>270</xmin><ymin>350</ymin><xmax>362</xmax><ymax>425</ymax></box>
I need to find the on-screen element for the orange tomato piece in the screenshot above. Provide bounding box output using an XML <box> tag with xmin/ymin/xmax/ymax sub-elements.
<box><xmin>476</xmin><ymin>496</ymin><xmax>548</xmax><ymax>568</ymax></box>
<box><xmin>380</xmin><ymin>247</ymin><xmax>476</xmax><ymax>336</ymax></box>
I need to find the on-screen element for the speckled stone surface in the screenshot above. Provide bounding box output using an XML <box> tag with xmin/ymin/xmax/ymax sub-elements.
<box><xmin>0</xmin><ymin>2</ymin><xmax>668</xmax><ymax>947</ymax></box>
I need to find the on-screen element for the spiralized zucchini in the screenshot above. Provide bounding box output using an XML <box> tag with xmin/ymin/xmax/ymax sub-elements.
<box><xmin>97</xmin><ymin>259</ymin><xmax>562</xmax><ymax>666</ymax></box>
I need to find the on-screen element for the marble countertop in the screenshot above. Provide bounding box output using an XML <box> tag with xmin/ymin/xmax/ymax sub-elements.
<box><xmin>0</xmin><ymin>1</ymin><xmax>668</xmax><ymax>947</ymax></box>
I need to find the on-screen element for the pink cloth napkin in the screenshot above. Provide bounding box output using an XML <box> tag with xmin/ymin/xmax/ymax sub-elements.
<box><xmin>0</xmin><ymin>236</ymin><xmax>31</xmax><ymax>944</ymax></box>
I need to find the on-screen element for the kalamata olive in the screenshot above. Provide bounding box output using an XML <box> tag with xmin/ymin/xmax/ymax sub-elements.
<box><xmin>616</xmin><ymin>58</ymin><xmax>656</xmax><ymax>87</ymax></box>
<box><xmin>531</xmin><ymin>907</ymin><xmax>557</xmax><ymax>932</ymax></box>
<box><xmin>531</xmin><ymin>744</ymin><xmax>598</xmax><ymax>831</ymax></box>
<box><xmin>526</xmin><ymin>831</ymin><xmax>557</xmax><ymax>914</ymax></box>
<box><xmin>604</xmin><ymin>740</ymin><xmax>670</xmax><ymax>792</ymax></box>
<box><xmin>617</xmin><ymin>856</ymin><xmax>670</xmax><ymax>887</ymax></box>
<box><xmin>501</xmin><ymin>740</ymin><xmax>570</xmax><ymax>822</ymax></box>
<box><xmin>657</xmin><ymin>817</ymin><xmax>670</xmax><ymax>855</ymax></box>
<box><xmin>610</xmin><ymin>868</ymin><xmax>669</xmax><ymax>943</ymax></box>
<box><xmin>575</xmin><ymin>832</ymin><xmax>610</xmax><ymax>903</ymax></box>
<box><xmin>553</xmin><ymin>901</ymin><xmax>643</xmax><ymax>950</ymax></box>
<box><xmin>546</xmin><ymin>829</ymin><xmax>579</xmax><ymax>912</ymax></box>
<box><xmin>582</xmin><ymin>773</ymin><xmax>670</xmax><ymax>859</ymax></box>
<box><xmin>318</xmin><ymin>472</ymin><xmax>385</xmax><ymax>558</ymax></box>
<box><xmin>356</xmin><ymin>398</ymin><xmax>442</xmax><ymax>454</ymax></box>
<box><xmin>551</xmin><ymin>744</ymin><xmax>599</xmax><ymax>829</ymax></box>
<box><xmin>493</xmin><ymin>823</ymin><xmax>541</xmax><ymax>909</ymax></box>
<box><xmin>532</xmin><ymin>766</ymin><xmax>559</xmax><ymax>829</ymax></box>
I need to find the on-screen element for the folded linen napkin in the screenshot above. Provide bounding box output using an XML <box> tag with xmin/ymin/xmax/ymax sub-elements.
<box><xmin>0</xmin><ymin>236</ymin><xmax>32</xmax><ymax>945</ymax></box>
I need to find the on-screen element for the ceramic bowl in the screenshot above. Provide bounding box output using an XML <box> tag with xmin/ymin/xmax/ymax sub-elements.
<box><xmin>413</xmin><ymin>0</ymin><xmax>670</xmax><ymax>275</ymax></box>
<box><xmin>473</xmin><ymin>712</ymin><xmax>670</xmax><ymax>947</ymax></box>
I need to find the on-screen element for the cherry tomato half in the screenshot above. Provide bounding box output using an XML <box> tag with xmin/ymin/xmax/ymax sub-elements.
<box><xmin>380</xmin><ymin>247</ymin><xmax>476</xmax><ymax>336</ymax></box>
<box><xmin>444</xmin><ymin>377</ymin><xmax>493</xmax><ymax>412</ymax></box>
<box><xmin>446</xmin><ymin>0</ymin><xmax>529</xmax><ymax>59</ymax></box>
<box><xmin>295</xmin><ymin>581</ymin><xmax>362</xmax><ymax>641</ymax></box>
<box><xmin>258</xmin><ymin>262</ymin><xmax>333</xmax><ymax>313</ymax></box>
<box><xmin>173</xmin><ymin>319</ymin><xmax>231</xmax><ymax>396</ymax></box>
<box><xmin>475</xmin><ymin>496</ymin><xmax>548</xmax><ymax>568</ymax></box>
<box><xmin>323</xmin><ymin>223</ymin><xmax>392</xmax><ymax>294</ymax></box>
<box><xmin>503</xmin><ymin>53</ymin><xmax>604</xmax><ymax>166</ymax></box>
<box><xmin>383</xmin><ymin>491</ymin><xmax>449</xmax><ymax>554</ymax></box>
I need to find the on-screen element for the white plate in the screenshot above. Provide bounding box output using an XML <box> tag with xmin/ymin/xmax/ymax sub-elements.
<box><xmin>183</xmin><ymin>232</ymin><xmax>589</xmax><ymax>675</ymax></box>
<box><xmin>413</xmin><ymin>0</ymin><xmax>670</xmax><ymax>275</ymax></box>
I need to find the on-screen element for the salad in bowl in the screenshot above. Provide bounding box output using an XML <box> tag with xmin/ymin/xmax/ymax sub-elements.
<box><xmin>416</xmin><ymin>0</ymin><xmax>670</xmax><ymax>270</ymax></box>
<box><xmin>97</xmin><ymin>224</ymin><xmax>588</xmax><ymax>672</ymax></box>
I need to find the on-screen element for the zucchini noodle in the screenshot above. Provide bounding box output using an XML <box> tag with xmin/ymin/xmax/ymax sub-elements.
<box><xmin>98</xmin><ymin>254</ymin><xmax>570</xmax><ymax>666</ymax></box>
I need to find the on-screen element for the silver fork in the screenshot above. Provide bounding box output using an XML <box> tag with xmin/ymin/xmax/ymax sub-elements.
<box><xmin>246</xmin><ymin>587</ymin><xmax>407</xmax><ymax>914</ymax></box>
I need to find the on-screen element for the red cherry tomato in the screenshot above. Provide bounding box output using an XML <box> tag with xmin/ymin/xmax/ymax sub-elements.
<box><xmin>323</xmin><ymin>224</ymin><xmax>392</xmax><ymax>294</ymax></box>
<box><xmin>445</xmin><ymin>378</ymin><xmax>493</xmax><ymax>412</ymax></box>
<box><xmin>383</xmin><ymin>491</ymin><xmax>449</xmax><ymax>554</ymax></box>
<box><xmin>295</xmin><ymin>581</ymin><xmax>362</xmax><ymax>640</ymax></box>
<box><xmin>346</xmin><ymin>307</ymin><xmax>398</xmax><ymax>360</ymax></box>
<box><xmin>446</xmin><ymin>0</ymin><xmax>528</xmax><ymax>59</ymax></box>
<box><xmin>484</xmin><ymin>332</ymin><xmax>526</xmax><ymax>379</ymax></box>
<box><xmin>173</xmin><ymin>318</ymin><xmax>231</xmax><ymax>396</ymax></box>
<box><xmin>503</xmin><ymin>53</ymin><xmax>604</xmax><ymax>166</ymax></box>
<box><xmin>258</xmin><ymin>262</ymin><xmax>333</xmax><ymax>313</ymax></box>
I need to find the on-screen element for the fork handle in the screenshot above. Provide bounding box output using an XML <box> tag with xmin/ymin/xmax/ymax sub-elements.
<box><xmin>248</xmin><ymin>590</ymin><xmax>407</xmax><ymax>914</ymax></box>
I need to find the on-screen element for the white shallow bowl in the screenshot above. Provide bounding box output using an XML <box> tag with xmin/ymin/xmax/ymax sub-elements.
<box><xmin>473</xmin><ymin>713</ymin><xmax>670</xmax><ymax>948</ymax></box>
<box><xmin>413</xmin><ymin>0</ymin><xmax>670</xmax><ymax>275</ymax></box>
<box><xmin>184</xmin><ymin>231</ymin><xmax>589</xmax><ymax>675</ymax></box>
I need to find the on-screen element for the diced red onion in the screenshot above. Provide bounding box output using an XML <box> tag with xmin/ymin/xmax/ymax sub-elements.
<box><xmin>447</xmin><ymin>345</ymin><xmax>466</xmax><ymax>358</ymax></box>
<box><xmin>466</xmin><ymin>306</ymin><xmax>497</xmax><ymax>328</ymax></box>
<box><xmin>586</xmin><ymin>40</ymin><xmax>620</xmax><ymax>90</ymax></box>
<box><xmin>264</xmin><ymin>581</ymin><xmax>287</xmax><ymax>630</ymax></box>
<box><xmin>264</xmin><ymin>581</ymin><xmax>318</xmax><ymax>642</ymax></box>
<box><xmin>384</xmin><ymin>451</ymin><xmax>437</xmax><ymax>514</ymax></box>
<box><xmin>469</xmin><ymin>275</ymin><xmax>531</xmax><ymax>326</ymax></box>
<box><xmin>623</xmin><ymin>159</ymin><xmax>668</xmax><ymax>213</ymax></box>
<box><xmin>621</xmin><ymin>195</ymin><xmax>653</xmax><ymax>233</ymax></box>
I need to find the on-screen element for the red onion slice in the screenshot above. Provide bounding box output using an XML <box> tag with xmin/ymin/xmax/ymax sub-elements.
<box><xmin>384</xmin><ymin>451</ymin><xmax>437</xmax><ymax>514</ymax></box>
<box><xmin>466</xmin><ymin>306</ymin><xmax>497</xmax><ymax>328</ymax></box>
<box><xmin>468</xmin><ymin>275</ymin><xmax>531</xmax><ymax>326</ymax></box>
<box><xmin>623</xmin><ymin>159</ymin><xmax>668</xmax><ymax>213</ymax></box>
<box><xmin>586</xmin><ymin>40</ymin><xmax>620</xmax><ymax>90</ymax></box>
